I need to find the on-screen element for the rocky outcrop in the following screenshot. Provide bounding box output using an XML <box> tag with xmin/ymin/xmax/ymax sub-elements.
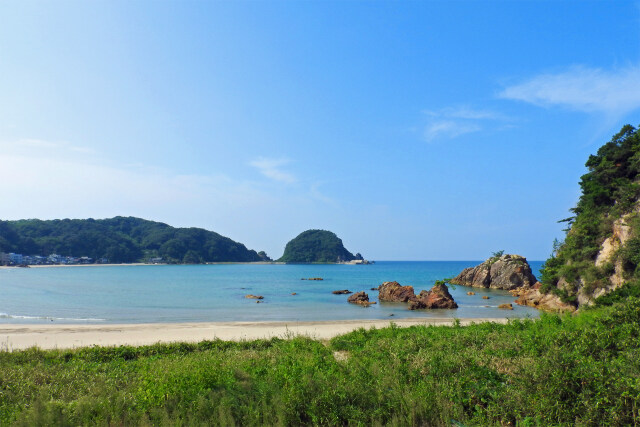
<box><xmin>511</xmin><ymin>282</ymin><xmax>576</xmax><ymax>312</ymax></box>
<box><xmin>378</xmin><ymin>281</ymin><xmax>458</xmax><ymax>309</ymax></box>
<box><xmin>347</xmin><ymin>291</ymin><xmax>375</xmax><ymax>306</ymax></box>
<box><xmin>332</xmin><ymin>290</ymin><xmax>352</xmax><ymax>295</ymax></box>
<box><xmin>450</xmin><ymin>254</ymin><xmax>537</xmax><ymax>290</ymax></box>
<box><xmin>378</xmin><ymin>281</ymin><xmax>416</xmax><ymax>302</ymax></box>
<box><xmin>408</xmin><ymin>284</ymin><xmax>458</xmax><ymax>310</ymax></box>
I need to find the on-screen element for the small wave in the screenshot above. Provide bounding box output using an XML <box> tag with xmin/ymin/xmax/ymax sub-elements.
<box><xmin>0</xmin><ymin>313</ymin><xmax>106</xmax><ymax>322</ymax></box>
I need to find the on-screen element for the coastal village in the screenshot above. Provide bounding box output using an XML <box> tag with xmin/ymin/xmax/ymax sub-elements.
<box><xmin>0</xmin><ymin>252</ymin><xmax>108</xmax><ymax>266</ymax></box>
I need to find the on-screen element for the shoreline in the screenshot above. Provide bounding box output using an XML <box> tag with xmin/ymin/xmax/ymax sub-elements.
<box><xmin>0</xmin><ymin>317</ymin><xmax>510</xmax><ymax>351</ymax></box>
<box><xmin>0</xmin><ymin>262</ymin><xmax>286</xmax><ymax>269</ymax></box>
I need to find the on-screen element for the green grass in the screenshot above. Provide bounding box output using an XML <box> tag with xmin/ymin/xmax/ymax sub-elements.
<box><xmin>2</xmin><ymin>300</ymin><xmax>640</xmax><ymax>426</ymax></box>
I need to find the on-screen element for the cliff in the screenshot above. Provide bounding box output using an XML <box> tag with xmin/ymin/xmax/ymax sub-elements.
<box><xmin>536</xmin><ymin>124</ymin><xmax>640</xmax><ymax>309</ymax></box>
<box><xmin>278</xmin><ymin>230</ymin><xmax>360</xmax><ymax>263</ymax></box>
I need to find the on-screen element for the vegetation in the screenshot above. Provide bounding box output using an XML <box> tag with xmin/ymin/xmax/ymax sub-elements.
<box><xmin>278</xmin><ymin>229</ymin><xmax>360</xmax><ymax>263</ymax></box>
<box><xmin>0</xmin><ymin>216</ymin><xmax>268</xmax><ymax>264</ymax></box>
<box><xmin>540</xmin><ymin>124</ymin><xmax>640</xmax><ymax>303</ymax></box>
<box><xmin>1</xmin><ymin>298</ymin><xmax>639</xmax><ymax>425</ymax></box>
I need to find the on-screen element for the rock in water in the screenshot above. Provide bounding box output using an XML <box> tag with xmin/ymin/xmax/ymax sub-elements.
<box><xmin>347</xmin><ymin>291</ymin><xmax>375</xmax><ymax>306</ymax></box>
<box><xmin>409</xmin><ymin>284</ymin><xmax>458</xmax><ymax>310</ymax></box>
<box><xmin>450</xmin><ymin>254</ymin><xmax>537</xmax><ymax>290</ymax></box>
<box><xmin>512</xmin><ymin>282</ymin><xmax>577</xmax><ymax>312</ymax></box>
<box><xmin>378</xmin><ymin>281</ymin><xmax>416</xmax><ymax>302</ymax></box>
<box><xmin>332</xmin><ymin>289</ymin><xmax>352</xmax><ymax>295</ymax></box>
<box><xmin>245</xmin><ymin>294</ymin><xmax>264</xmax><ymax>299</ymax></box>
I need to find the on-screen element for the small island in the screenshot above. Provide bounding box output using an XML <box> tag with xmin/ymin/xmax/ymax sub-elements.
<box><xmin>278</xmin><ymin>229</ymin><xmax>370</xmax><ymax>264</ymax></box>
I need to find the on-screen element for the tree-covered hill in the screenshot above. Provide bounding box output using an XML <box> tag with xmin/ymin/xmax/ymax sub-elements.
<box><xmin>0</xmin><ymin>216</ymin><xmax>269</xmax><ymax>264</ymax></box>
<box><xmin>540</xmin><ymin>124</ymin><xmax>640</xmax><ymax>306</ymax></box>
<box><xmin>278</xmin><ymin>229</ymin><xmax>361</xmax><ymax>263</ymax></box>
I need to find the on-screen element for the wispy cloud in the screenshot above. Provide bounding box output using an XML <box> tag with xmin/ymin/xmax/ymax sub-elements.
<box><xmin>249</xmin><ymin>157</ymin><xmax>296</xmax><ymax>184</ymax></box>
<box><xmin>422</xmin><ymin>106</ymin><xmax>506</xmax><ymax>142</ymax></box>
<box><xmin>499</xmin><ymin>65</ymin><xmax>640</xmax><ymax>116</ymax></box>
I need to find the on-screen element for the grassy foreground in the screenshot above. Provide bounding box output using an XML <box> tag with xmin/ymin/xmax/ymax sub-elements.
<box><xmin>1</xmin><ymin>301</ymin><xmax>640</xmax><ymax>426</ymax></box>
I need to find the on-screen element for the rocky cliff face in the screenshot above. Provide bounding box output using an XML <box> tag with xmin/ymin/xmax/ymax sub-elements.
<box><xmin>450</xmin><ymin>254</ymin><xmax>537</xmax><ymax>290</ymax></box>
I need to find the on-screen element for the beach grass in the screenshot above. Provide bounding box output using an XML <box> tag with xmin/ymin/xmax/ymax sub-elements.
<box><xmin>1</xmin><ymin>299</ymin><xmax>640</xmax><ymax>426</ymax></box>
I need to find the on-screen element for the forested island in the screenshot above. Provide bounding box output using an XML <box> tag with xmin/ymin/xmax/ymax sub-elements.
<box><xmin>0</xmin><ymin>216</ymin><xmax>270</xmax><ymax>264</ymax></box>
<box><xmin>278</xmin><ymin>229</ymin><xmax>364</xmax><ymax>263</ymax></box>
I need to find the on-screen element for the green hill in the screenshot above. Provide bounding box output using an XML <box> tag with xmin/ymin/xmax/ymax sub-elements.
<box><xmin>0</xmin><ymin>216</ymin><xmax>269</xmax><ymax>264</ymax></box>
<box><xmin>278</xmin><ymin>229</ymin><xmax>361</xmax><ymax>263</ymax></box>
<box><xmin>539</xmin><ymin>124</ymin><xmax>640</xmax><ymax>306</ymax></box>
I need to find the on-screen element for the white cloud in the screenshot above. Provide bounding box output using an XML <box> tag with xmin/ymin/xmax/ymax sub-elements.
<box><xmin>424</xmin><ymin>120</ymin><xmax>482</xmax><ymax>141</ymax></box>
<box><xmin>422</xmin><ymin>106</ymin><xmax>506</xmax><ymax>142</ymax></box>
<box><xmin>249</xmin><ymin>157</ymin><xmax>296</xmax><ymax>184</ymax></box>
<box><xmin>499</xmin><ymin>65</ymin><xmax>640</xmax><ymax>115</ymax></box>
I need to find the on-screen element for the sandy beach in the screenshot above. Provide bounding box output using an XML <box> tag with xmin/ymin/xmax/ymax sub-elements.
<box><xmin>0</xmin><ymin>318</ymin><xmax>509</xmax><ymax>351</ymax></box>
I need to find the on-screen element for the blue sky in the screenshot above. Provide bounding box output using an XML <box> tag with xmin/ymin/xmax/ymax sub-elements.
<box><xmin>2</xmin><ymin>1</ymin><xmax>640</xmax><ymax>260</ymax></box>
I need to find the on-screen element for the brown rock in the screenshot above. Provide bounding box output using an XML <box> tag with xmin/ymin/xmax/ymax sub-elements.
<box><xmin>245</xmin><ymin>294</ymin><xmax>264</xmax><ymax>299</ymax></box>
<box><xmin>291</xmin><ymin>292</ymin><xmax>297</xmax><ymax>295</ymax></box>
<box><xmin>450</xmin><ymin>255</ymin><xmax>537</xmax><ymax>290</ymax></box>
<box><xmin>378</xmin><ymin>281</ymin><xmax>416</xmax><ymax>302</ymax></box>
<box><xmin>515</xmin><ymin>283</ymin><xmax>577</xmax><ymax>312</ymax></box>
<box><xmin>332</xmin><ymin>289</ymin><xmax>352</xmax><ymax>295</ymax></box>
<box><xmin>482</xmin><ymin>296</ymin><xmax>490</xmax><ymax>300</ymax></box>
<box><xmin>409</xmin><ymin>284</ymin><xmax>458</xmax><ymax>310</ymax></box>
<box><xmin>467</xmin><ymin>291</ymin><xmax>475</xmax><ymax>295</ymax></box>
<box><xmin>347</xmin><ymin>291</ymin><xmax>375</xmax><ymax>306</ymax></box>
<box><xmin>498</xmin><ymin>303</ymin><xmax>513</xmax><ymax>310</ymax></box>
<box><xmin>308</xmin><ymin>277</ymin><xmax>324</xmax><ymax>281</ymax></box>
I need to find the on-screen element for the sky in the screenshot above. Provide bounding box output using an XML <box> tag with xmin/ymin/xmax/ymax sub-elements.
<box><xmin>1</xmin><ymin>1</ymin><xmax>640</xmax><ymax>261</ymax></box>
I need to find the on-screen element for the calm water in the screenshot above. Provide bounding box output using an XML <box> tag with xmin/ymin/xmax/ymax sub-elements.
<box><xmin>0</xmin><ymin>261</ymin><xmax>542</xmax><ymax>324</ymax></box>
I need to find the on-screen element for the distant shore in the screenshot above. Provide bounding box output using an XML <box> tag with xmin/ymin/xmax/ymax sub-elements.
<box><xmin>0</xmin><ymin>317</ymin><xmax>509</xmax><ymax>351</ymax></box>
<box><xmin>0</xmin><ymin>262</ymin><xmax>286</xmax><ymax>269</ymax></box>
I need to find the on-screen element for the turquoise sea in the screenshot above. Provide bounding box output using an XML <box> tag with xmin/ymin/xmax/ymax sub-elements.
<box><xmin>0</xmin><ymin>261</ymin><xmax>542</xmax><ymax>324</ymax></box>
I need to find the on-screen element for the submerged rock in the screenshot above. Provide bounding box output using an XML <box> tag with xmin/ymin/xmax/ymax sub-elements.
<box><xmin>378</xmin><ymin>281</ymin><xmax>416</xmax><ymax>302</ymax></box>
<box><xmin>451</xmin><ymin>254</ymin><xmax>537</xmax><ymax>290</ymax></box>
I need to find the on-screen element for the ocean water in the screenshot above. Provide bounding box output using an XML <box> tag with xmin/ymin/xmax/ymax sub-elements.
<box><xmin>0</xmin><ymin>261</ymin><xmax>542</xmax><ymax>324</ymax></box>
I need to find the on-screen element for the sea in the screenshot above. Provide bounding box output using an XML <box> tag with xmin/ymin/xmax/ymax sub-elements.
<box><xmin>0</xmin><ymin>261</ymin><xmax>543</xmax><ymax>324</ymax></box>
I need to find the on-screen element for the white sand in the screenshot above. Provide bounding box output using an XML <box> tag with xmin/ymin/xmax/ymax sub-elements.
<box><xmin>0</xmin><ymin>318</ymin><xmax>509</xmax><ymax>351</ymax></box>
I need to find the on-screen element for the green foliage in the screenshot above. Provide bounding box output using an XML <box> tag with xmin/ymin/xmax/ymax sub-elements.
<box><xmin>0</xmin><ymin>217</ymin><xmax>263</xmax><ymax>263</ymax></box>
<box><xmin>491</xmin><ymin>250</ymin><xmax>504</xmax><ymax>258</ymax></box>
<box><xmin>278</xmin><ymin>229</ymin><xmax>357</xmax><ymax>263</ymax></box>
<box><xmin>2</xmin><ymin>299</ymin><xmax>640</xmax><ymax>425</ymax></box>
<box><xmin>541</xmin><ymin>124</ymin><xmax>640</xmax><ymax>299</ymax></box>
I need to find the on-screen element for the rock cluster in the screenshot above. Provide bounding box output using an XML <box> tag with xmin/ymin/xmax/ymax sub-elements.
<box><xmin>347</xmin><ymin>291</ymin><xmax>376</xmax><ymax>306</ymax></box>
<box><xmin>450</xmin><ymin>254</ymin><xmax>537</xmax><ymax>290</ymax></box>
<box><xmin>378</xmin><ymin>281</ymin><xmax>457</xmax><ymax>310</ymax></box>
<box><xmin>408</xmin><ymin>285</ymin><xmax>458</xmax><ymax>310</ymax></box>
<box><xmin>511</xmin><ymin>282</ymin><xmax>576</xmax><ymax>312</ymax></box>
